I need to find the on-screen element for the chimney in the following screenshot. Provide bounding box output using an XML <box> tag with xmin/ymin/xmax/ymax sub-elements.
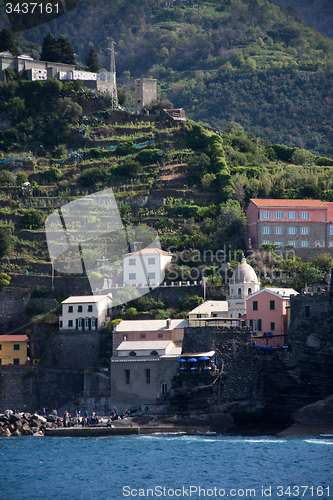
<box><xmin>166</xmin><ymin>319</ymin><xmax>171</xmax><ymax>329</ymax></box>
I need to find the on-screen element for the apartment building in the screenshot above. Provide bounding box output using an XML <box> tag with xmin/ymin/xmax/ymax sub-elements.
<box><xmin>247</xmin><ymin>199</ymin><xmax>333</xmax><ymax>249</ymax></box>
<box><xmin>59</xmin><ymin>294</ymin><xmax>113</xmax><ymax>331</ymax></box>
<box><xmin>123</xmin><ymin>247</ymin><xmax>172</xmax><ymax>287</ymax></box>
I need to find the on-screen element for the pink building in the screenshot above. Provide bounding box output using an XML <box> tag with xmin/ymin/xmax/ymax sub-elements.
<box><xmin>247</xmin><ymin>199</ymin><xmax>333</xmax><ymax>249</ymax></box>
<box><xmin>113</xmin><ymin>318</ymin><xmax>188</xmax><ymax>352</ymax></box>
<box><xmin>242</xmin><ymin>287</ymin><xmax>298</xmax><ymax>347</ymax></box>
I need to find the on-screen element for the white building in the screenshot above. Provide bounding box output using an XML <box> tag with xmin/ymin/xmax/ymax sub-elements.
<box><xmin>188</xmin><ymin>300</ymin><xmax>229</xmax><ymax>327</ymax></box>
<box><xmin>59</xmin><ymin>294</ymin><xmax>113</xmax><ymax>331</ymax></box>
<box><xmin>227</xmin><ymin>257</ymin><xmax>260</xmax><ymax>319</ymax></box>
<box><xmin>123</xmin><ymin>248</ymin><xmax>172</xmax><ymax>287</ymax></box>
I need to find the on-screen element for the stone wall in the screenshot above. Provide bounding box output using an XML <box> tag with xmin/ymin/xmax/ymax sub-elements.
<box><xmin>0</xmin><ymin>366</ymin><xmax>83</xmax><ymax>413</ymax></box>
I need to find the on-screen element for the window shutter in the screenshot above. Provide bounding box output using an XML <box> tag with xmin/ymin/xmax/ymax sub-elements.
<box><xmin>76</xmin><ymin>318</ymin><xmax>78</xmax><ymax>330</ymax></box>
<box><xmin>258</xmin><ymin>319</ymin><xmax>262</xmax><ymax>331</ymax></box>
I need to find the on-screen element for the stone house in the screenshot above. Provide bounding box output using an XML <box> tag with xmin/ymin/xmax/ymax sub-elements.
<box><xmin>188</xmin><ymin>300</ymin><xmax>229</xmax><ymax>327</ymax></box>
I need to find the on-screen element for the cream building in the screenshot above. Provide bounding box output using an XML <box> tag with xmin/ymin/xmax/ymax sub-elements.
<box><xmin>188</xmin><ymin>300</ymin><xmax>229</xmax><ymax>327</ymax></box>
<box><xmin>59</xmin><ymin>294</ymin><xmax>113</xmax><ymax>331</ymax></box>
<box><xmin>227</xmin><ymin>257</ymin><xmax>260</xmax><ymax>319</ymax></box>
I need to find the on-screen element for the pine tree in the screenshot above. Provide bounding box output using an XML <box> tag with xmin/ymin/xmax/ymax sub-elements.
<box><xmin>85</xmin><ymin>43</ymin><xmax>99</xmax><ymax>73</ymax></box>
<box><xmin>40</xmin><ymin>32</ymin><xmax>59</xmax><ymax>62</ymax></box>
<box><xmin>40</xmin><ymin>33</ymin><xmax>76</xmax><ymax>65</ymax></box>
<box><xmin>0</xmin><ymin>28</ymin><xmax>19</xmax><ymax>56</ymax></box>
<box><xmin>57</xmin><ymin>35</ymin><xmax>76</xmax><ymax>65</ymax></box>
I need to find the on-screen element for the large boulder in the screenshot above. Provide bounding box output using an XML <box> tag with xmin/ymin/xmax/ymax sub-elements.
<box><xmin>279</xmin><ymin>394</ymin><xmax>333</xmax><ymax>436</ymax></box>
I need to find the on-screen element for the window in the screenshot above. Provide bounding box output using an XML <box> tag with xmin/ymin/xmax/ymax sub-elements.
<box><xmin>146</xmin><ymin>369</ymin><xmax>150</xmax><ymax>384</ymax></box>
<box><xmin>288</xmin><ymin>227</ymin><xmax>296</xmax><ymax>234</ymax></box>
<box><xmin>88</xmin><ymin>305</ymin><xmax>93</xmax><ymax>312</ymax></box>
<box><xmin>151</xmin><ymin>350</ymin><xmax>158</xmax><ymax>356</ymax></box>
<box><xmin>288</xmin><ymin>211</ymin><xmax>297</xmax><ymax>219</ymax></box>
<box><xmin>78</xmin><ymin>318</ymin><xmax>83</xmax><ymax>330</ymax></box>
<box><xmin>91</xmin><ymin>318</ymin><xmax>97</xmax><ymax>330</ymax></box>
<box><xmin>129</xmin><ymin>351</ymin><xmax>136</xmax><ymax>357</ymax></box>
<box><xmin>158</xmin><ymin>334</ymin><xmax>163</xmax><ymax>338</ymax></box>
<box><xmin>0</xmin><ymin>345</ymin><xmax>1</xmax><ymax>350</ymax></box>
<box><xmin>253</xmin><ymin>319</ymin><xmax>262</xmax><ymax>331</ymax></box>
<box><xmin>129</xmin><ymin>258</ymin><xmax>136</xmax><ymax>266</ymax></box>
<box><xmin>13</xmin><ymin>359</ymin><xmax>19</xmax><ymax>365</ymax></box>
<box><xmin>275</xmin><ymin>241</ymin><xmax>283</xmax><ymax>247</ymax></box>
<box><xmin>141</xmin><ymin>334</ymin><xmax>146</xmax><ymax>338</ymax></box>
<box><xmin>148</xmin><ymin>272</ymin><xmax>155</xmax><ymax>280</ymax></box>
<box><xmin>85</xmin><ymin>318</ymin><xmax>90</xmax><ymax>329</ymax></box>
<box><xmin>125</xmin><ymin>370</ymin><xmax>130</xmax><ymax>384</ymax></box>
<box><xmin>249</xmin><ymin>319</ymin><xmax>253</xmax><ymax>329</ymax></box>
<box><xmin>262</xmin><ymin>227</ymin><xmax>271</xmax><ymax>234</ymax></box>
<box><xmin>129</xmin><ymin>273</ymin><xmax>136</xmax><ymax>280</ymax></box>
<box><xmin>238</xmin><ymin>288</ymin><xmax>242</xmax><ymax>298</ymax></box>
<box><xmin>161</xmin><ymin>383</ymin><xmax>167</xmax><ymax>394</ymax></box>
<box><xmin>301</xmin><ymin>227</ymin><xmax>309</xmax><ymax>235</ymax></box>
<box><xmin>270</xmin><ymin>300</ymin><xmax>275</xmax><ymax>310</ymax></box>
<box><xmin>300</xmin><ymin>211</ymin><xmax>309</xmax><ymax>219</ymax></box>
<box><xmin>315</xmin><ymin>241</ymin><xmax>324</xmax><ymax>247</ymax></box>
<box><xmin>13</xmin><ymin>344</ymin><xmax>20</xmax><ymax>351</ymax></box>
<box><xmin>68</xmin><ymin>306</ymin><xmax>73</xmax><ymax>313</ymax></box>
<box><xmin>262</xmin><ymin>241</ymin><xmax>271</xmax><ymax>244</ymax></box>
<box><xmin>288</xmin><ymin>241</ymin><xmax>296</xmax><ymax>247</ymax></box>
<box><xmin>148</xmin><ymin>258</ymin><xmax>155</xmax><ymax>265</ymax></box>
<box><xmin>0</xmin><ymin>359</ymin><xmax>1</xmax><ymax>365</ymax></box>
<box><xmin>253</xmin><ymin>301</ymin><xmax>258</xmax><ymax>311</ymax></box>
<box><xmin>68</xmin><ymin>320</ymin><xmax>73</xmax><ymax>327</ymax></box>
<box><xmin>274</xmin><ymin>211</ymin><xmax>283</xmax><ymax>219</ymax></box>
<box><xmin>78</xmin><ymin>305</ymin><xmax>82</xmax><ymax>313</ymax></box>
<box><xmin>305</xmin><ymin>305</ymin><xmax>310</xmax><ymax>318</ymax></box>
<box><xmin>261</xmin><ymin>211</ymin><xmax>271</xmax><ymax>218</ymax></box>
<box><xmin>248</xmin><ymin>288</ymin><xmax>252</xmax><ymax>295</ymax></box>
<box><xmin>301</xmin><ymin>241</ymin><xmax>310</xmax><ymax>247</ymax></box>
<box><xmin>329</xmin><ymin>242</ymin><xmax>333</xmax><ymax>247</ymax></box>
<box><xmin>274</xmin><ymin>227</ymin><xmax>283</xmax><ymax>234</ymax></box>
<box><xmin>270</xmin><ymin>322</ymin><xmax>275</xmax><ymax>331</ymax></box>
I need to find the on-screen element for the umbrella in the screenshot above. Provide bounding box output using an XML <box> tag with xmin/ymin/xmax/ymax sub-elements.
<box><xmin>177</xmin><ymin>358</ymin><xmax>187</xmax><ymax>362</ymax></box>
<box><xmin>198</xmin><ymin>356</ymin><xmax>210</xmax><ymax>361</ymax></box>
<box><xmin>187</xmin><ymin>358</ymin><xmax>198</xmax><ymax>362</ymax></box>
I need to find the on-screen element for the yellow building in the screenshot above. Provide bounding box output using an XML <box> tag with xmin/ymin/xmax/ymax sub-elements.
<box><xmin>0</xmin><ymin>335</ymin><xmax>28</xmax><ymax>366</ymax></box>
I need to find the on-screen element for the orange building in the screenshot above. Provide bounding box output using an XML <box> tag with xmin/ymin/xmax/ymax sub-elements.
<box><xmin>247</xmin><ymin>199</ymin><xmax>333</xmax><ymax>249</ymax></box>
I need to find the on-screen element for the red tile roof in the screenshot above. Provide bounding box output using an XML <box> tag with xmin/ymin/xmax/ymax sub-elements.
<box><xmin>0</xmin><ymin>335</ymin><xmax>29</xmax><ymax>342</ymax></box>
<box><xmin>250</xmin><ymin>199</ymin><xmax>327</xmax><ymax>208</ymax></box>
<box><xmin>125</xmin><ymin>248</ymin><xmax>171</xmax><ymax>256</ymax></box>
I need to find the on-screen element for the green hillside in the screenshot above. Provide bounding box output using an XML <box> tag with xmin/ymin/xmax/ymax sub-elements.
<box><xmin>2</xmin><ymin>0</ymin><xmax>333</xmax><ymax>156</ymax></box>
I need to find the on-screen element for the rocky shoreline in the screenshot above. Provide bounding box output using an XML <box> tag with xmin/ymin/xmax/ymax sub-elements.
<box><xmin>0</xmin><ymin>411</ymin><xmax>55</xmax><ymax>436</ymax></box>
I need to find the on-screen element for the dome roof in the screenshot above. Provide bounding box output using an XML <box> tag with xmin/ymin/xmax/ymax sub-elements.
<box><xmin>230</xmin><ymin>258</ymin><xmax>259</xmax><ymax>284</ymax></box>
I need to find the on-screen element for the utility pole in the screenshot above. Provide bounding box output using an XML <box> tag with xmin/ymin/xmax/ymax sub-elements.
<box><xmin>109</xmin><ymin>41</ymin><xmax>117</xmax><ymax>109</ymax></box>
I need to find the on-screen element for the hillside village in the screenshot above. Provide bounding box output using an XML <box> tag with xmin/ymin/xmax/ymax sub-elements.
<box><xmin>0</xmin><ymin>22</ymin><xmax>333</xmax><ymax>435</ymax></box>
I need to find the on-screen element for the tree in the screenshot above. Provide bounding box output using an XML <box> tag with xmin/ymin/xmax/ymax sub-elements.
<box><xmin>85</xmin><ymin>43</ymin><xmax>99</xmax><ymax>73</ymax></box>
<box><xmin>0</xmin><ymin>28</ymin><xmax>19</xmax><ymax>56</ymax></box>
<box><xmin>40</xmin><ymin>33</ymin><xmax>76</xmax><ymax>65</ymax></box>
<box><xmin>0</xmin><ymin>228</ymin><xmax>12</xmax><ymax>258</ymax></box>
<box><xmin>313</xmin><ymin>253</ymin><xmax>333</xmax><ymax>274</ymax></box>
<box><xmin>300</xmin><ymin>265</ymin><xmax>325</xmax><ymax>285</ymax></box>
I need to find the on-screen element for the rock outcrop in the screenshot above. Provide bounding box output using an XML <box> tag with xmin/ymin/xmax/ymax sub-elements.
<box><xmin>0</xmin><ymin>411</ymin><xmax>55</xmax><ymax>436</ymax></box>
<box><xmin>279</xmin><ymin>394</ymin><xmax>333</xmax><ymax>436</ymax></box>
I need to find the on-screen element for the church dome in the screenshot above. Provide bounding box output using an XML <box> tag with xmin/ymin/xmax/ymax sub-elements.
<box><xmin>230</xmin><ymin>257</ymin><xmax>259</xmax><ymax>284</ymax></box>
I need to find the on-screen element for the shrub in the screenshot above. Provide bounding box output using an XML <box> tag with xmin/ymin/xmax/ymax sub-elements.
<box><xmin>136</xmin><ymin>148</ymin><xmax>164</xmax><ymax>165</ymax></box>
<box><xmin>40</xmin><ymin>166</ymin><xmax>62</xmax><ymax>183</ymax></box>
<box><xmin>272</xmin><ymin>144</ymin><xmax>294</xmax><ymax>162</ymax></box>
<box><xmin>0</xmin><ymin>227</ymin><xmax>12</xmax><ymax>258</ymax></box>
<box><xmin>21</xmin><ymin>209</ymin><xmax>46</xmax><ymax>229</ymax></box>
<box><xmin>16</xmin><ymin>172</ymin><xmax>28</xmax><ymax>184</ymax></box>
<box><xmin>0</xmin><ymin>272</ymin><xmax>11</xmax><ymax>288</ymax></box>
<box><xmin>78</xmin><ymin>167</ymin><xmax>108</xmax><ymax>187</ymax></box>
<box><xmin>115</xmin><ymin>141</ymin><xmax>136</xmax><ymax>156</ymax></box>
<box><xmin>0</xmin><ymin>170</ymin><xmax>15</xmax><ymax>184</ymax></box>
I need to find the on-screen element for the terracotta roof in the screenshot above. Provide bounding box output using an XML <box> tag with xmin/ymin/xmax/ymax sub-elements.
<box><xmin>0</xmin><ymin>335</ymin><xmax>29</xmax><ymax>342</ymax></box>
<box><xmin>125</xmin><ymin>248</ymin><xmax>171</xmax><ymax>256</ymax></box>
<box><xmin>250</xmin><ymin>199</ymin><xmax>327</xmax><ymax>208</ymax></box>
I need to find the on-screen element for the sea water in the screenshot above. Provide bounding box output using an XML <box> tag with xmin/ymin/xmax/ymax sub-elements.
<box><xmin>0</xmin><ymin>434</ymin><xmax>332</xmax><ymax>500</ymax></box>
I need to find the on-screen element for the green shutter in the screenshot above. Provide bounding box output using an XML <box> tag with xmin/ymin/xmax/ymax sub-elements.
<box><xmin>258</xmin><ymin>319</ymin><xmax>262</xmax><ymax>331</ymax></box>
<box><xmin>76</xmin><ymin>318</ymin><xmax>78</xmax><ymax>330</ymax></box>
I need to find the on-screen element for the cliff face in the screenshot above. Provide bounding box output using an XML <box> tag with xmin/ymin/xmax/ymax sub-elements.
<box><xmin>168</xmin><ymin>295</ymin><xmax>333</xmax><ymax>433</ymax></box>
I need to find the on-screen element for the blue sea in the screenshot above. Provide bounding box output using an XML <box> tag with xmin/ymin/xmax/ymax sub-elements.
<box><xmin>0</xmin><ymin>434</ymin><xmax>332</xmax><ymax>500</ymax></box>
